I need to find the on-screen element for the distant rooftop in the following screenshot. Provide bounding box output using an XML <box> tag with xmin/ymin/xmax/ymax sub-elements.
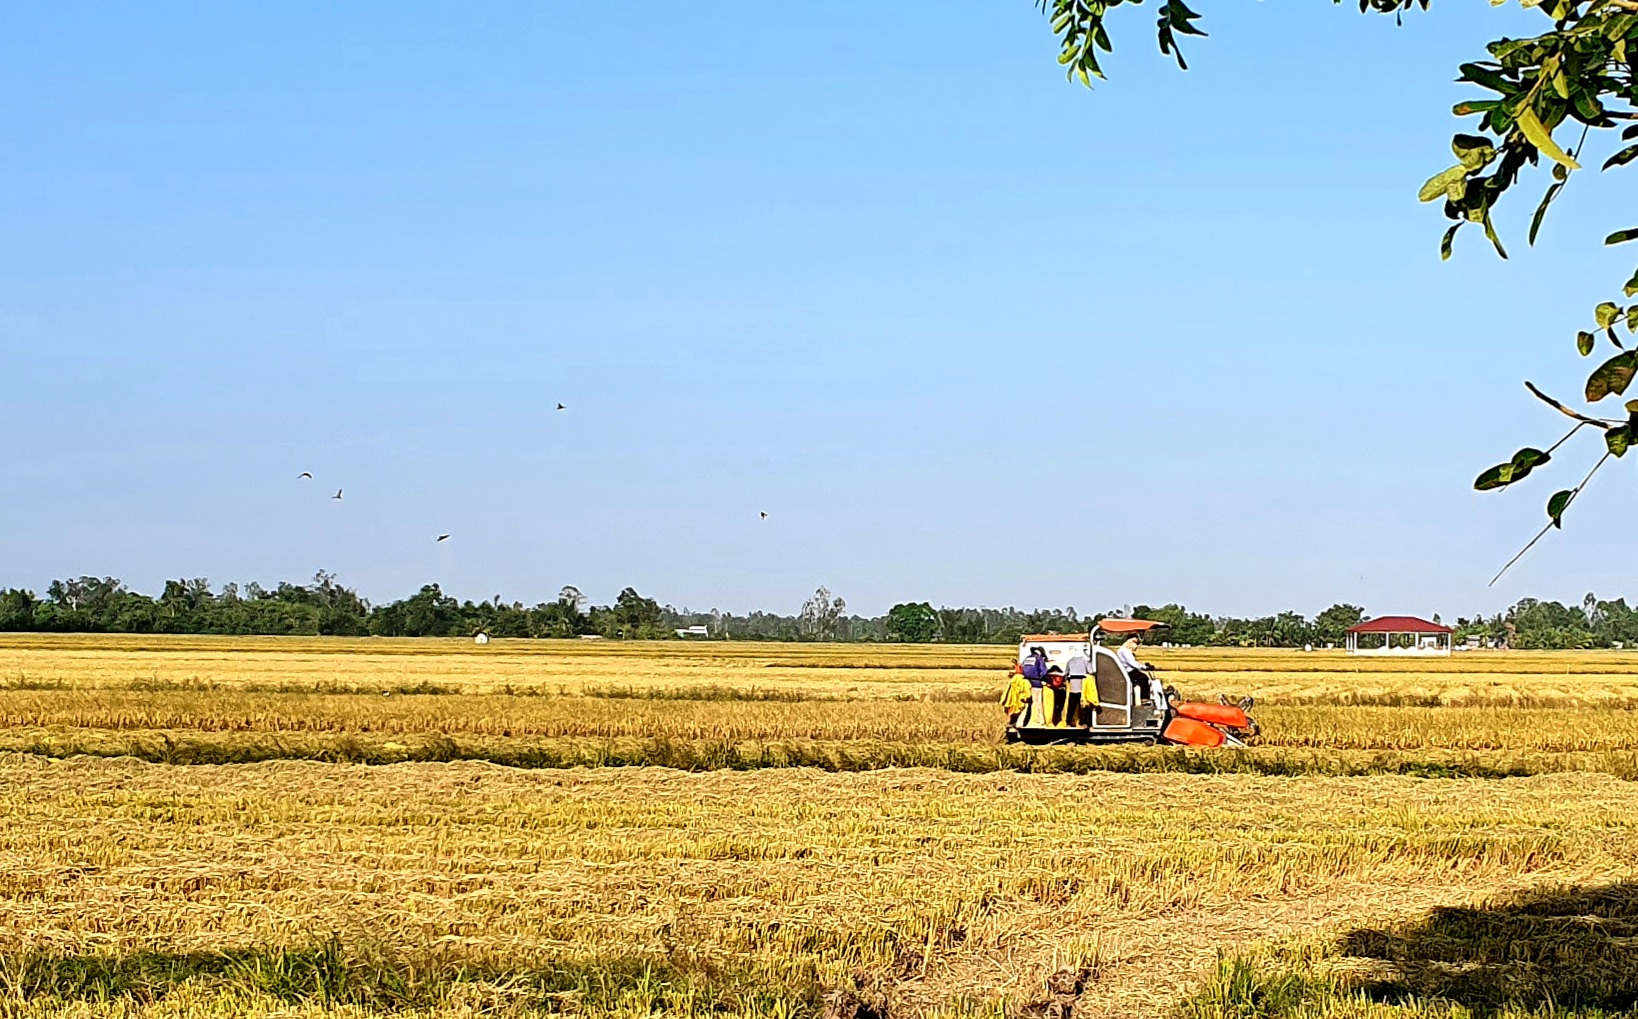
<box><xmin>1346</xmin><ymin>615</ymin><xmax>1451</xmax><ymax>635</ymax></box>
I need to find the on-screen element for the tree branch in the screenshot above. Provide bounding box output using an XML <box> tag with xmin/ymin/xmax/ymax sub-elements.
<box><xmin>1525</xmin><ymin>381</ymin><xmax>1615</xmax><ymax>428</ymax></box>
<box><xmin>1490</xmin><ymin>451</ymin><xmax>1613</xmax><ymax>586</ymax></box>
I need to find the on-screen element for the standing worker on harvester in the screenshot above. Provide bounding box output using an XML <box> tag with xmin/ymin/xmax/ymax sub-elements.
<box><xmin>1064</xmin><ymin>652</ymin><xmax>1090</xmax><ymax>726</ymax></box>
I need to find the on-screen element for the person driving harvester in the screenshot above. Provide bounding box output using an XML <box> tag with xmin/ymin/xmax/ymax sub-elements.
<box><xmin>1115</xmin><ymin>635</ymin><xmax>1163</xmax><ymax>705</ymax></box>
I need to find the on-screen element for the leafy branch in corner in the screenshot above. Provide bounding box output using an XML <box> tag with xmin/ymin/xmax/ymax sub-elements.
<box><xmin>1042</xmin><ymin>0</ymin><xmax>1638</xmax><ymax>578</ymax></box>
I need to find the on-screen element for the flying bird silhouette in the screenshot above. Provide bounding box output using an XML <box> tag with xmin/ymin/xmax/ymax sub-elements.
<box><xmin>298</xmin><ymin>472</ymin><xmax>312</xmax><ymax>479</ymax></box>
<box><xmin>332</xmin><ymin>489</ymin><xmax>343</xmax><ymax>500</ymax></box>
<box><xmin>556</xmin><ymin>403</ymin><xmax>566</xmax><ymax>411</ymax></box>
<box><xmin>759</xmin><ymin>511</ymin><xmax>768</xmax><ymax>520</ymax></box>
<box><xmin>436</xmin><ymin>534</ymin><xmax>450</xmax><ymax>542</ymax></box>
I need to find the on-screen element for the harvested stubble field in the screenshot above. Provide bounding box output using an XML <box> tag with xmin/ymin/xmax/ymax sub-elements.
<box><xmin>5</xmin><ymin>635</ymin><xmax>1638</xmax><ymax>1019</ymax></box>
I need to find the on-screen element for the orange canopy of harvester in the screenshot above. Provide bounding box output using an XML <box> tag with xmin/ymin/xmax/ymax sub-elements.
<box><xmin>1096</xmin><ymin>619</ymin><xmax>1168</xmax><ymax>634</ymax></box>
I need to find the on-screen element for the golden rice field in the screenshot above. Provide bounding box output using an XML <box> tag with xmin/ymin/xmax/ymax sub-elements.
<box><xmin>6</xmin><ymin>634</ymin><xmax>1638</xmax><ymax>1019</ymax></box>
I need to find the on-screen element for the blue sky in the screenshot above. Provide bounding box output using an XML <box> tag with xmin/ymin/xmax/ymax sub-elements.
<box><xmin>0</xmin><ymin>2</ymin><xmax>1630</xmax><ymax>618</ymax></box>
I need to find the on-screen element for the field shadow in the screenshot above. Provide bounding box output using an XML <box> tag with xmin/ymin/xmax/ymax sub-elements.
<box><xmin>1341</xmin><ymin>880</ymin><xmax>1638</xmax><ymax>1015</ymax></box>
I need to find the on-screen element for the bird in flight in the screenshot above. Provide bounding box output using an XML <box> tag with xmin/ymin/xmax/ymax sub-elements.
<box><xmin>298</xmin><ymin>472</ymin><xmax>313</xmax><ymax>480</ymax></box>
<box><xmin>332</xmin><ymin>489</ymin><xmax>343</xmax><ymax>500</ymax></box>
<box><xmin>556</xmin><ymin>403</ymin><xmax>566</xmax><ymax>411</ymax></box>
<box><xmin>759</xmin><ymin>511</ymin><xmax>768</xmax><ymax>520</ymax></box>
<box><xmin>436</xmin><ymin>534</ymin><xmax>450</xmax><ymax>542</ymax></box>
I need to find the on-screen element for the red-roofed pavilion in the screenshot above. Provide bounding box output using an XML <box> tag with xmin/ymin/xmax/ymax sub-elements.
<box><xmin>1345</xmin><ymin>615</ymin><xmax>1452</xmax><ymax>656</ymax></box>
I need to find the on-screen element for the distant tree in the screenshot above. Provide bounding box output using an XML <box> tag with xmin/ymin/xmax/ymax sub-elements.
<box><xmin>306</xmin><ymin>571</ymin><xmax>370</xmax><ymax>636</ymax></box>
<box><xmin>1269</xmin><ymin>611</ymin><xmax>1314</xmax><ymax>647</ymax></box>
<box><xmin>1131</xmin><ymin>603</ymin><xmax>1216</xmax><ymax>646</ymax></box>
<box><xmin>1023</xmin><ymin>607</ymin><xmax>1087</xmax><ymax>639</ymax></box>
<box><xmin>798</xmin><ymin>587</ymin><xmax>847</xmax><ymax>641</ymax></box>
<box><xmin>1313</xmin><ymin>604</ymin><xmax>1367</xmax><ymax>646</ymax></box>
<box><xmin>0</xmin><ymin>589</ymin><xmax>37</xmax><ymax>631</ymax></box>
<box><xmin>1209</xmin><ymin>609</ymin><xmax>1316</xmax><ymax>648</ymax></box>
<box><xmin>370</xmin><ymin>584</ymin><xmax>462</xmax><ymax>637</ymax></box>
<box><xmin>46</xmin><ymin>576</ymin><xmax>124</xmax><ymax>614</ymax></box>
<box><xmin>1509</xmin><ymin>596</ymin><xmax>1597</xmax><ymax>648</ymax></box>
<box><xmin>532</xmin><ymin>589</ymin><xmax>589</xmax><ymax>638</ymax></box>
<box><xmin>36</xmin><ymin>576</ymin><xmax>158</xmax><ymax>632</ymax></box>
<box><xmin>1593</xmin><ymin>596</ymin><xmax>1638</xmax><ymax>645</ymax></box>
<box><xmin>935</xmin><ymin>606</ymin><xmax>996</xmax><ymax>644</ymax></box>
<box><xmin>885</xmin><ymin>602</ymin><xmax>939</xmax><ymax>643</ymax></box>
<box><xmin>157</xmin><ymin>578</ymin><xmax>213</xmax><ymax>632</ymax></box>
<box><xmin>592</xmin><ymin>587</ymin><xmax>665</xmax><ymax>639</ymax></box>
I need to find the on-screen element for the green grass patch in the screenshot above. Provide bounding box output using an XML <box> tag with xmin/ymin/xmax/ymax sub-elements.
<box><xmin>1</xmin><ymin>936</ymin><xmax>825</xmax><ymax>1017</ymax></box>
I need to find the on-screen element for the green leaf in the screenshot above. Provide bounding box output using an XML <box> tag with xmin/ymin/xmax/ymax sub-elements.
<box><xmin>1547</xmin><ymin>488</ymin><xmax>1573</xmax><ymax>527</ymax></box>
<box><xmin>1165</xmin><ymin>0</ymin><xmax>1207</xmax><ymax>34</ymax></box>
<box><xmin>1579</xmin><ymin>330</ymin><xmax>1596</xmax><ymax>356</ymax></box>
<box><xmin>1606</xmin><ymin>145</ymin><xmax>1638</xmax><ymax>171</ymax></box>
<box><xmin>1529</xmin><ymin>181</ymin><xmax>1564</xmax><ymax>245</ymax></box>
<box><xmin>1454</xmin><ymin>100</ymin><xmax>1500</xmax><ymax>117</ymax></box>
<box><xmin>1460</xmin><ymin>62</ymin><xmax>1514</xmax><ymax>94</ymax></box>
<box><xmin>1474</xmin><ymin>463</ymin><xmax>1511</xmax><ymax>491</ymax></box>
<box><xmin>1597</xmin><ymin>302</ymin><xmax>1621</xmax><ymax>329</ymax></box>
<box><xmin>1608</xmin><ymin>229</ymin><xmax>1638</xmax><ymax>245</ymax></box>
<box><xmin>1574</xmin><ymin>91</ymin><xmax>1607</xmax><ymax>124</ymax></box>
<box><xmin>1586</xmin><ymin>351</ymin><xmax>1638</xmax><ymax>402</ymax></box>
<box><xmin>1624</xmin><ymin>269</ymin><xmax>1638</xmax><ymax>297</ymax></box>
<box><xmin>1608</xmin><ymin>425</ymin><xmax>1632</xmax><ymax>457</ymax></box>
<box><xmin>1627</xmin><ymin>305</ymin><xmax>1638</xmax><ymax>332</ymax></box>
<box><xmin>1515</xmin><ymin>103</ymin><xmax>1583</xmax><ymax>171</ymax></box>
<box><xmin>1441</xmin><ymin>224</ymin><xmax>1460</xmax><ymax>261</ymax></box>
<box><xmin>1476</xmin><ymin>446</ymin><xmax>1550</xmax><ymax>490</ymax></box>
<box><xmin>1419</xmin><ymin>165</ymin><xmax>1468</xmax><ymax>203</ymax></box>
<box><xmin>1626</xmin><ymin>399</ymin><xmax>1638</xmax><ymax>414</ymax></box>
<box><xmin>1452</xmin><ymin>133</ymin><xmax>1496</xmax><ymax>170</ymax></box>
<box><xmin>1511</xmin><ymin>446</ymin><xmax>1550</xmax><ymax>473</ymax></box>
<box><xmin>1482</xmin><ymin>211</ymin><xmax>1508</xmax><ymax>259</ymax></box>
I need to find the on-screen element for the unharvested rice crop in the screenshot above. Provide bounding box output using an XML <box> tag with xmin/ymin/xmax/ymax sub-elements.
<box><xmin>14</xmin><ymin>636</ymin><xmax>1638</xmax><ymax>706</ymax></box>
<box><xmin>5</xmin><ymin>634</ymin><xmax>1638</xmax><ymax>1018</ymax></box>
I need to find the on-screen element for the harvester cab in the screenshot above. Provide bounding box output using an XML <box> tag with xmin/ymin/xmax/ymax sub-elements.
<box><xmin>1007</xmin><ymin>619</ymin><xmax>1257</xmax><ymax>747</ymax></box>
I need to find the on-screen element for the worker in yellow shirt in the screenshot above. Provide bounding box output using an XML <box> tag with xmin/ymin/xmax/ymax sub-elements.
<box><xmin>1001</xmin><ymin>665</ymin><xmax>1033</xmax><ymax>735</ymax></box>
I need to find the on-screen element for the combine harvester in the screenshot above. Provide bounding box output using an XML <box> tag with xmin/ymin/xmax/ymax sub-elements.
<box><xmin>1009</xmin><ymin>619</ymin><xmax>1258</xmax><ymax>747</ymax></box>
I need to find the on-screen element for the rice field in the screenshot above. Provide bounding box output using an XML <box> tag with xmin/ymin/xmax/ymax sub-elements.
<box><xmin>4</xmin><ymin>634</ymin><xmax>1638</xmax><ymax>1018</ymax></box>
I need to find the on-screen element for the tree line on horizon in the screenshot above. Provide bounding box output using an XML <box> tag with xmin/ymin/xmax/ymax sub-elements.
<box><xmin>2</xmin><ymin>574</ymin><xmax>1635</xmax><ymax>650</ymax></box>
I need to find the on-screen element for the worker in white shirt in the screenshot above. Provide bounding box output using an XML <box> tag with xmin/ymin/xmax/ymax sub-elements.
<box><xmin>1115</xmin><ymin>636</ymin><xmax>1161</xmax><ymax>705</ymax></box>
